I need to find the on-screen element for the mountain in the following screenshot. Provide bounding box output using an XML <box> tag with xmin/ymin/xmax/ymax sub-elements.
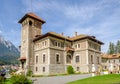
<box><xmin>0</xmin><ymin>35</ymin><xmax>20</xmax><ymax>64</ymax></box>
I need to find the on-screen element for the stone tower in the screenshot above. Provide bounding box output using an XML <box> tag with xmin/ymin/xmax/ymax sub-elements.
<box><xmin>18</xmin><ymin>12</ymin><xmax>45</xmax><ymax>73</ymax></box>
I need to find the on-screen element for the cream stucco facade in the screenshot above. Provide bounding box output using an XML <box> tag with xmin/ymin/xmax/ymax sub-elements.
<box><xmin>102</xmin><ymin>54</ymin><xmax>120</xmax><ymax>73</ymax></box>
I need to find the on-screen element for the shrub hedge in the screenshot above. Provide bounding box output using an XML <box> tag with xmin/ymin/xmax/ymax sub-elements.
<box><xmin>67</xmin><ymin>66</ymin><xmax>74</xmax><ymax>74</ymax></box>
<box><xmin>10</xmin><ymin>74</ymin><xmax>32</xmax><ymax>84</ymax></box>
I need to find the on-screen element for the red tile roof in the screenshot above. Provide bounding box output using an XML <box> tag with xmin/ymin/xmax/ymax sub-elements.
<box><xmin>102</xmin><ymin>54</ymin><xmax>120</xmax><ymax>59</ymax></box>
<box><xmin>70</xmin><ymin>34</ymin><xmax>103</xmax><ymax>44</ymax></box>
<box><xmin>18</xmin><ymin>12</ymin><xmax>46</xmax><ymax>23</ymax></box>
<box><xmin>18</xmin><ymin>57</ymin><xmax>26</xmax><ymax>60</ymax></box>
<box><xmin>66</xmin><ymin>47</ymin><xmax>74</xmax><ymax>52</ymax></box>
<box><xmin>33</xmin><ymin>32</ymin><xmax>71</xmax><ymax>42</ymax></box>
<box><xmin>33</xmin><ymin>32</ymin><xmax>104</xmax><ymax>45</ymax></box>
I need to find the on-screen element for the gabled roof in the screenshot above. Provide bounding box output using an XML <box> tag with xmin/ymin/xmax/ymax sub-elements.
<box><xmin>33</xmin><ymin>32</ymin><xmax>71</xmax><ymax>42</ymax></box>
<box><xmin>18</xmin><ymin>12</ymin><xmax>46</xmax><ymax>23</ymax></box>
<box><xmin>70</xmin><ymin>34</ymin><xmax>104</xmax><ymax>45</ymax></box>
<box><xmin>70</xmin><ymin>34</ymin><xmax>87</xmax><ymax>40</ymax></box>
<box><xmin>33</xmin><ymin>32</ymin><xmax>104</xmax><ymax>45</ymax></box>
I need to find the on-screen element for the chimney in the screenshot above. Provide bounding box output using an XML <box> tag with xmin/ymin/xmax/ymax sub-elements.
<box><xmin>67</xmin><ymin>36</ymin><xmax>70</xmax><ymax>38</ymax></box>
<box><xmin>61</xmin><ymin>32</ymin><xmax>64</xmax><ymax>36</ymax></box>
<box><xmin>74</xmin><ymin>32</ymin><xmax>77</xmax><ymax>36</ymax></box>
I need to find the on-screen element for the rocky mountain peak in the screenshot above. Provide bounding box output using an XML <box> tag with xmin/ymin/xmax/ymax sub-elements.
<box><xmin>0</xmin><ymin>35</ymin><xmax>20</xmax><ymax>64</ymax></box>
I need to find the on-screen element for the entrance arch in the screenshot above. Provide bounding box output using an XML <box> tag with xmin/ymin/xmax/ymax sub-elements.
<box><xmin>66</xmin><ymin>55</ymin><xmax>72</xmax><ymax>64</ymax></box>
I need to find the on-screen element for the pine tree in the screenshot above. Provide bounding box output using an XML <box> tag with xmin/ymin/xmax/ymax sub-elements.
<box><xmin>107</xmin><ymin>42</ymin><xmax>115</xmax><ymax>54</ymax></box>
<box><xmin>116</xmin><ymin>40</ymin><xmax>120</xmax><ymax>54</ymax></box>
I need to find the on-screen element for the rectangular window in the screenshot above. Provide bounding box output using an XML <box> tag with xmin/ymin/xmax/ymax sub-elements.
<box><xmin>43</xmin><ymin>54</ymin><xmax>45</xmax><ymax>63</ymax></box>
<box><xmin>99</xmin><ymin>47</ymin><xmax>101</xmax><ymax>51</ymax></box>
<box><xmin>36</xmin><ymin>67</ymin><xmax>38</xmax><ymax>72</ymax></box>
<box><xmin>97</xmin><ymin>57</ymin><xmax>99</xmax><ymax>64</ymax></box>
<box><xmin>36</xmin><ymin>56</ymin><xmax>38</xmax><ymax>64</ymax></box>
<box><xmin>91</xmin><ymin>55</ymin><xmax>93</xmax><ymax>64</ymax></box>
<box><xmin>45</xmin><ymin>41</ymin><xmax>47</xmax><ymax>46</ymax></box>
<box><xmin>58</xmin><ymin>42</ymin><xmax>61</xmax><ymax>47</ymax></box>
<box><xmin>78</xmin><ymin>44</ymin><xmax>80</xmax><ymax>48</ymax></box>
<box><xmin>43</xmin><ymin>67</ymin><xmax>45</xmax><ymax>72</ymax></box>
<box><xmin>75</xmin><ymin>44</ymin><xmax>77</xmax><ymax>48</ymax></box>
<box><xmin>89</xmin><ymin>42</ymin><xmax>92</xmax><ymax>48</ymax></box>
<box><xmin>76</xmin><ymin>56</ymin><xmax>79</xmax><ymax>63</ymax></box>
<box><xmin>105</xmin><ymin>66</ymin><xmax>107</xmax><ymax>69</ymax></box>
<box><xmin>77</xmin><ymin>67</ymin><xmax>79</xmax><ymax>71</ymax></box>
<box><xmin>94</xmin><ymin>44</ymin><xmax>97</xmax><ymax>49</ymax></box>
<box><xmin>114</xmin><ymin>60</ymin><xmax>115</xmax><ymax>63</ymax></box>
<box><xmin>61</xmin><ymin>42</ymin><xmax>64</xmax><ymax>48</ymax></box>
<box><xmin>42</xmin><ymin>42</ymin><xmax>44</xmax><ymax>47</ymax></box>
<box><xmin>55</xmin><ymin>41</ymin><xmax>57</xmax><ymax>46</ymax></box>
<box><xmin>56</xmin><ymin>54</ymin><xmax>60</xmax><ymax>64</ymax></box>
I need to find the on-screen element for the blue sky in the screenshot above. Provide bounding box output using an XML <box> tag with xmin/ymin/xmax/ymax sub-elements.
<box><xmin>0</xmin><ymin>0</ymin><xmax>120</xmax><ymax>52</ymax></box>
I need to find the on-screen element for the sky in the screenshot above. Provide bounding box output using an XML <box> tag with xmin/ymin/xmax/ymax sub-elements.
<box><xmin>0</xmin><ymin>0</ymin><xmax>120</xmax><ymax>52</ymax></box>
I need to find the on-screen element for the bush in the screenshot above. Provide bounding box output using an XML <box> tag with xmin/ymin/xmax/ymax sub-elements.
<box><xmin>10</xmin><ymin>74</ymin><xmax>32</xmax><ymax>84</ymax></box>
<box><xmin>0</xmin><ymin>76</ymin><xmax>6</xmax><ymax>84</ymax></box>
<box><xmin>27</xmin><ymin>70</ymin><xmax>33</xmax><ymax>77</ymax></box>
<box><xmin>67</xmin><ymin>66</ymin><xmax>74</xmax><ymax>74</ymax></box>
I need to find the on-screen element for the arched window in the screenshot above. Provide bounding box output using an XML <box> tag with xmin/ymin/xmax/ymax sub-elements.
<box><xmin>66</xmin><ymin>55</ymin><xmax>71</xmax><ymax>63</ymax></box>
<box><xmin>29</xmin><ymin>21</ymin><xmax>32</xmax><ymax>26</ymax></box>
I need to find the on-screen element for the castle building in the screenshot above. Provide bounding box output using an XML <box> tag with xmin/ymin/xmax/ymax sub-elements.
<box><xmin>19</xmin><ymin>12</ymin><xmax>103</xmax><ymax>75</ymax></box>
<box><xmin>102</xmin><ymin>54</ymin><xmax>120</xmax><ymax>73</ymax></box>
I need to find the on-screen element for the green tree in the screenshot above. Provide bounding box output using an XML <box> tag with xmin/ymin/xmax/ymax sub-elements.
<box><xmin>115</xmin><ymin>40</ymin><xmax>120</xmax><ymax>54</ymax></box>
<box><xmin>107</xmin><ymin>42</ymin><xmax>115</xmax><ymax>54</ymax></box>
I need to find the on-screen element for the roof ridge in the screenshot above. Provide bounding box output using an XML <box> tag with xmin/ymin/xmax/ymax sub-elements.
<box><xmin>19</xmin><ymin>12</ymin><xmax>46</xmax><ymax>23</ymax></box>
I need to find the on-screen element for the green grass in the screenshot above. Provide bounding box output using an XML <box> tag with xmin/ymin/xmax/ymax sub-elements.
<box><xmin>67</xmin><ymin>74</ymin><xmax>120</xmax><ymax>84</ymax></box>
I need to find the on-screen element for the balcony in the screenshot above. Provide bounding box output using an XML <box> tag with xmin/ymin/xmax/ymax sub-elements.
<box><xmin>65</xmin><ymin>47</ymin><xmax>74</xmax><ymax>52</ymax></box>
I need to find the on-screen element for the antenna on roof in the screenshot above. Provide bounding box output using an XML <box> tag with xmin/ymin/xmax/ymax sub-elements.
<box><xmin>30</xmin><ymin>0</ymin><xmax>33</xmax><ymax>12</ymax></box>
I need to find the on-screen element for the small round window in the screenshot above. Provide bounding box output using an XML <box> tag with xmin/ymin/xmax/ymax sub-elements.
<box><xmin>29</xmin><ymin>21</ymin><xmax>32</xmax><ymax>26</ymax></box>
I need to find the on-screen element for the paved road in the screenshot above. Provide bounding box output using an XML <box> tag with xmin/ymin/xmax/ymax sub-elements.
<box><xmin>32</xmin><ymin>74</ymin><xmax>92</xmax><ymax>84</ymax></box>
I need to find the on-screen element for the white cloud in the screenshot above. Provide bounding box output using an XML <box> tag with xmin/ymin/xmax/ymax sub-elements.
<box><xmin>21</xmin><ymin>0</ymin><xmax>120</xmax><ymax>52</ymax></box>
<box><xmin>64</xmin><ymin>5</ymin><xmax>100</xmax><ymax>22</ymax></box>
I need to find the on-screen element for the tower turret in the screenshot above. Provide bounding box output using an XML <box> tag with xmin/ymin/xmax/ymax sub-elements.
<box><xmin>19</xmin><ymin>12</ymin><xmax>45</xmax><ymax>73</ymax></box>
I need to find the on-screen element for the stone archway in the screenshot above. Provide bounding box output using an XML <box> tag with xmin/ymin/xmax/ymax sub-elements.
<box><xmin>66</xmin><ymin>55</ymin><xmax>72</xmax><ymax>64</ymax></box>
